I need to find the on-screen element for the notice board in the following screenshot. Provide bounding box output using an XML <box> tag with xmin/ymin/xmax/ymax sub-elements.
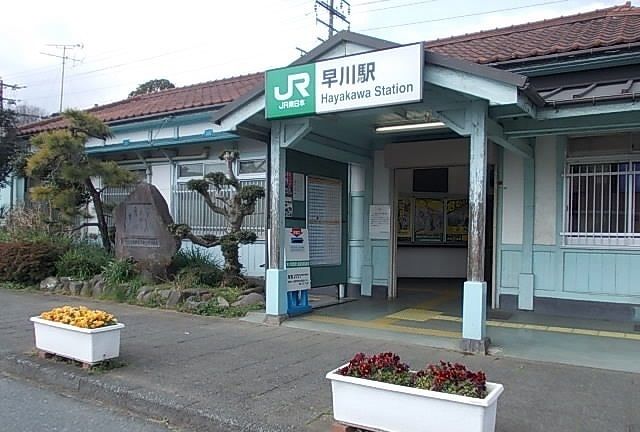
<box><xmin>307</xmin><ymin>176</ymin><xmax>342</xmax><ymax>266</ymax></box>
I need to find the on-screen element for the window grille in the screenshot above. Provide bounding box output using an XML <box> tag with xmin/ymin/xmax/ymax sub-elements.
<box><xmin>172</xmin><ymin>179</ymin><xmax>266</xmax><ymax>239</ymax></box>
<box><xmin>562</xmin><ymin>161</ymin><xmax>640</xmax><ymax>247</ymax></box>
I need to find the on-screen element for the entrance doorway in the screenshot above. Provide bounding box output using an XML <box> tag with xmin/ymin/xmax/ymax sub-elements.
<box><xmin>391</xmin><ymin>163</ymin><xmax>496</xmax><ymax>312</ymax></box>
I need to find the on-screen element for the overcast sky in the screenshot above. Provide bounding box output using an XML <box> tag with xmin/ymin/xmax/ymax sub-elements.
<box><xmin>0</xmin><ymin>0</ymin><xmax>626</xmax><ymax>115</ymax></box>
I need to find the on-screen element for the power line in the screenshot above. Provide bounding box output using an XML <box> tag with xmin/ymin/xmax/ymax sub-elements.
<box><xmin>359</xmin><ymin>0</ymin><xmax>568</xmax><ymax>31</ymax></box>
<box><xmin>356</xmin><ymin>0</ymin><xmax>439</xmax><ymax>13</ymax></box>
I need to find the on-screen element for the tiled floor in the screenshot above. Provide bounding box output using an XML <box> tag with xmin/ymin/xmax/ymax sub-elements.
<box><xmin>286</xmin><ymin>278</ymin><xmax>640</xmax><ymax>373</ymax></box>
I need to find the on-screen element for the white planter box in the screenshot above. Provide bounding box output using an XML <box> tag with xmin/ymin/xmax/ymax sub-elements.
<box><xmin>326</xmin><ymin>365</ymin><xmax>504</xmax><ymax>432</ymax></box>
<box><xmin>31</xmin><ymin>316</ymin><xmax>125</xmax><ymax>364</ymax></box>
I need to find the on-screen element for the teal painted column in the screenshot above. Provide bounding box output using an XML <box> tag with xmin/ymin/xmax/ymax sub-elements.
<box><xmin>462</xmin><ymin>100</ymin><xmax>489</xmax><ymax>353</ymax></box>
<box><xmin>519</xmin><ymin>142</ymin><xmax>535</xmax><ymax>310</ymax></box>
<box><xmin>265</xmin><ymin>121</ymin><xmax>288</xmax><ymax>322</ymax></box>
<box><xmin>361</xmin><ymin>160</ymin><xmax>374</xmax><ymax>296</ymax></box>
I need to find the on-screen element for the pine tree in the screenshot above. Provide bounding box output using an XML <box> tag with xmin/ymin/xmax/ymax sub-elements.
<box><xmin>26</xmin><ymin>110</ymin><xmax>138</xmax><ymax>252</ymax></box>
<box><xmin>169</xmin><ymin>151</ymin><xmax>265</xmax><ymax>284</ymax></box>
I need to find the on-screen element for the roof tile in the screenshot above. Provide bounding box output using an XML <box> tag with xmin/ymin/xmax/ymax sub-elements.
<box><xmin>425</xmin><ymin>2</ymin><xmax>640</xmax><ymax>64</ymax></box>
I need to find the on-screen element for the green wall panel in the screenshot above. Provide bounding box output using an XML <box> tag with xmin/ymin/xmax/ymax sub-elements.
<box><xmin>285</xmin><ymin>149</ymin><xmax>348</xmax><ymax>287</ymax></box>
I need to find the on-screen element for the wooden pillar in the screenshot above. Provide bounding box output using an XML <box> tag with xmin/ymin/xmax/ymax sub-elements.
<box><xmin>519</xmin><ymin>143</ymin><xmax>535</xmax><ymax>310</ymax></box>
<box><xmin>265</xmin><ymin>121</ymin><xmax>288</xmax><ymax>322</ymax></box>
<box><xmin>462</xmin><ymin>100</ymin><xmax>489</xmax><ymax>353</ymax></box>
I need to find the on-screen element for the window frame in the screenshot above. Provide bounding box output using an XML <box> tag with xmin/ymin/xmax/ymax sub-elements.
<box><xmin>562</xmin><ymin>157</ymin><xmax>640</xmax><ymax>248</ymax></box>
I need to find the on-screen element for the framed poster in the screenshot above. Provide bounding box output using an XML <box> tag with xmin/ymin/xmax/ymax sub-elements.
<box><xmin>446</xmin><ymin>199</ymin><xmax>469</xmax><ymax>243</ymax></box>
<box><xmin>396</xmin><ymin>198</ymin><xmax>412</xmax><ymax>241</ymax></box>
<box><xmin>414</xmin><ymin>198</ymin><xmax>444</xmax><ymax>242</ymax></box>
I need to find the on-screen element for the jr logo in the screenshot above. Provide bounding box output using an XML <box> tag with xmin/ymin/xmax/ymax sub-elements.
<box><xmin>274</xmin><ymin>73</ymin><xmax>311</xmax><ymax>101</ymax></box>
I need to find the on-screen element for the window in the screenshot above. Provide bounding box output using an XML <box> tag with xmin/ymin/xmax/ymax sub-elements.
<box><xmin>563</xmin><ymin>161</ymin><xmax>640</xmax><ymax>246</ymax></box>
<box><xmin>178</xmin><ymin>163</ymin><xmax>203</xmax><ymax>178</ymax></box>
<box><xmin>238</xmin><ymin>159</ymin><xmax>266</xmax><ymax>176</ymax></box>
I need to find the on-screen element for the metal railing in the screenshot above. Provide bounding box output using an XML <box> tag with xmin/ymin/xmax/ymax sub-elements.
<box><xmin>172</xmin><ymin>179</ymin><xmax>266</xmax><ymax>239</ymax></box>
<box><xmin>562</xmin><ymin>161</ymin><xmax>640</xmax><ymax>247</ymax></box>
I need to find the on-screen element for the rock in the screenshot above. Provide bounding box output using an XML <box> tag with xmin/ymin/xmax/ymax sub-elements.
<box><xmin>136</xmin><ymin>285</ymin><xmax>155</xmax><ymax>302</ymax></box>
<box><xmin>40</xmin><ymin>276</ymin><xmax>60</xmax><ymax>291</ymax></box>
<box><xmin>92</xmin><ymin>280</ymin><xmax>105</xmax><ymax>297</ymax></box>
<box><xmin>216</xmin><ymin>296</ymin><xmax>230</xmax><ymax>308</ymax></box>
<box><xmin>141</xmin><ymin>291</ymin><xmax>157</xmax><ymax>304</ymax></box>
<box><xmin>80</xmin><ymin>282</ymin><xmax>92</xmax><ymax>297</ymax></box>
<box><xmin>201</xmin><ymin>293</ymin><xmax>213</xmax><ymax>302</ymax></box>
<box><xmin>59</xmin><ymin>277</ymin><xmax>72</xmax><ymax>291</ymax></box>
<box><xmin>231</xmin><ymin>292</ymin><xmax>265</xmax><ymax>307</ymax></box>
<box><xmin>165</xmin><ymin>290</ymin><xmax>182</xmax><ymax>308</ymax></box>
<box><xmin>183</xmin><ymin>297</ymin><xmax>203</xmax><ymax>313</ymax></box>
<box><xmin>68</xmin><ymin>281</ymin><xmax>84</xmax><ymax>296</ymax></box>
<box><xmin>113</xmin><ymin>184</ymin><xmax>181</xmax><ymax>280</ymax></box>
<box><xmin>157</xmin><ymin>289</ymin><xmax>172</xmax><ymax>300</ymax></box>
<box><xmin>89</xmin><ymin>274</ymin><xmax>104</xmax><ymax>288</ymax></box>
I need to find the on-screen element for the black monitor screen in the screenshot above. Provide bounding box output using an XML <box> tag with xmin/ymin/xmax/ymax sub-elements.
<box><xmin>413</xmin><ymin>168</ymin><xmax>448</xmax><ymax>193</ymax></box>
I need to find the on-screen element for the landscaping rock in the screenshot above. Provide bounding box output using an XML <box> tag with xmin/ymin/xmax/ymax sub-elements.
<box><xmin>158</xmin><ymin>289</ymin><xmax>172</xmax><ymax>300</ymax></box>
<box><xmin>183</xmin><ymin>296</ymin><xmax>203</xmax><ymax>312</ymax></box>
<box><xmin>39</xmin><ymin>277</ymin><xmax>60</xmax><ymax>291</ymax></box>
<box><xmin>166</xmin><ymin>290</ymin><xmax>182</xmax><ymax>308</ymax></box>
<box><xmin>201</xmin><ymin>293</ymin><xmax>213</xmax><ymax>302</ymax></box>
<box><xmin>136</xmin><ymin>286</ymin><xmax>155</xmax><ymax>302</ymax></box>
<box><xmin>92</xmin><ymin>280</ymin><xmax>105</xmax><ymax>297</ymax></box>
<box><xmin>89</xmin><ymin>274</ymin><xmax>104</xmax><ymax>289</ymax></box>
<box><xmin>59</xmin><ymin>277</ymin><xmax>72</xmax><ymax>291</ymax></box>
<box><xmin>141</xmin><ymin>291</ymin><xmax>157</xmax><ymax>304</ymax></box>
<box><xmin>245</xmin><ymin>276</ymin><xmax>265</xmax><ymax>289</ymax></box>
<box><xmin>68</xmin><ymin>281</ymin><xmax>84</xmax><ymax>296</ymax></box>
<box><xmin>80</xmin><ymin>281</ymin><xmax>92</xmax><ymax>297</ymax></box>
<box><xmin>231</xmin><ymin>292</ymin><xmax>265</xmax><ymax>307</ymax></box>
<box><xmin>216</xmin><ymin>296</ymin><xmax>230</xmax><ymax>308</ymax></box>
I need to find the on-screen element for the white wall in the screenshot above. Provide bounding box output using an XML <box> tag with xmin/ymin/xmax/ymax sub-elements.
<box><xmin>151</xmin><ymin>164</ymin><xmax>172</xmax><ymax>207</ymax></box>
<box><xmin>501</xmin><ymin>150</ymin><xmax>524</xmax><ymax>244</ymax></box>
<box><xmin>534</xmin><ymin>136</ymin><xmax>557</xmax><ymax>245</ymax></box>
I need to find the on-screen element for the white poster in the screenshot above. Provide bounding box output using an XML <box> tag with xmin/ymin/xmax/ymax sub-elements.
<box><xmin>369</xmin><ymin>205</ymin><xmax>391</xmax><ymax>240</ymax></box>
<box><xmin>293</xmin><ymin>173</ymin><xmax>305</xmax><ymax>201</ymax></box>
<box><xmin>287</xmin><ymin>267</ymin><xmax>311</xmax><ymax>292</ymax></box>
<box><xmin>285</xmin><ymin>227</ymin><xmax>309</xmax><ymax>265</ymax></box>
<box><xmin>307</xmin><ymin>176</ymin><xmax>342</xmax><ymax>266</ymax></box>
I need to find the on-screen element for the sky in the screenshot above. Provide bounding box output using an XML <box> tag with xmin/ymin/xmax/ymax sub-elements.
<box><xmin>0</xmin><ymin>0</ymin><xmax>629</xmax><ymax>116</ymax></box>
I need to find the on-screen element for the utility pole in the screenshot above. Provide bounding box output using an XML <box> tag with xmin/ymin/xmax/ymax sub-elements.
<box><xmin>40</xmin><ymin>43</ymin><xmax>82</xmax><ymax>112</ymax></box>
<box><xmin>315</xmin><ymin>0</ymin><xmax>351</xmax><ymax>42</ymax></box>
<box><xmin>0</xmin><ymin>79</ymin><xmax>24</xmax><ymax>112</ymax></box>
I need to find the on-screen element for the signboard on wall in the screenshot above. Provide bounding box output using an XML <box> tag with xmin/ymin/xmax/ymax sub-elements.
<box><xmin>285</xmin><ymin>227</ymin><xmax>311</xmax><ymax>292</ymax></box>
<box><xmin>265</xmin><ymin>43</ymin><xmax>423</xmax><ymax>119</ymax></box>
<box><xmin>414</xmin><ymin>198</ymin><xmax>444</xmax><ymax>242</ymax></box>
<box><xmin>446</xmin><ymin>199</ymin><xmax>469</xmax><ymax>243</ymax></box>
<box><xmin>307</xmin><ymin>176</ymin><xmax>342</xmax><ymax>266</ymax></box>
<box><xmin>369</xmin><ymin>205</ymin><xmax>391</xmax><ymax>240</ymax></box>
<box><xmin>397</xmin><ymin>198</ymin><xmax>412</xmax><ymax>241</ymax></box>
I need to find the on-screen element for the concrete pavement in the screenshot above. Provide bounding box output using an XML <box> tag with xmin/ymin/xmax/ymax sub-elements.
<box><xmin>0</xmin><ymin>374</ymin><xmax>176</xmax><ymax>432</ymax></box>
<box><xmin>1</xmin><ymin>289</ymin><xmax>639</xmax><ymax>432</ymax></box>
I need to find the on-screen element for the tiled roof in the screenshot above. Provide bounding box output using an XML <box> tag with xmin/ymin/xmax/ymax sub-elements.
<box><xmin>425</xmin><ymin>2</ymin><xmax>640</xmax><ymax>64</ymax></box>
<box><xmin>19</xmin><ymin>72</ymin><xmax>264</xmax><ymax>135</ymax></box>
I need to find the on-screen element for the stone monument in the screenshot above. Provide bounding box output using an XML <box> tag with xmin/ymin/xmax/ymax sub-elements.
<box><xmin>114</xmin><ymin>183</ymin><xmax>181</xmax><ymax>280</ymax></box>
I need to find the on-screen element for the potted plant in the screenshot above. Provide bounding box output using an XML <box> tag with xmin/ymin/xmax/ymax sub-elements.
<box><xmin>31</xmin><ymin>306</ymin><xmax>125</xmax><ymax>365</ymax></box>
<box><xmin>326</xmin><ymin>352</ymin><xmax>504</xmax><ymax>432</ymax></box>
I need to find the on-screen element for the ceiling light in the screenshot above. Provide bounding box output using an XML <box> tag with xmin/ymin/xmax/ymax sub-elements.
<box><xmin>375</xmin><ymin>122</ymin><xmax>448</xmax><ymax>134</ymax></box>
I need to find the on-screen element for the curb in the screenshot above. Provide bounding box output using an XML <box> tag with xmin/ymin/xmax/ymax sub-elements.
<box><xmin>1</xmin><ymin>354</ymin><xmax>293</xmax><ymax>432</ymax></box>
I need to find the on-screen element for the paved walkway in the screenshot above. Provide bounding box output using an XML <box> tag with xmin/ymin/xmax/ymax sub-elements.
<box><xmin>1</xmin><ymin>289</ymin><xmax>639</xmax><ymax>432</ymax></box>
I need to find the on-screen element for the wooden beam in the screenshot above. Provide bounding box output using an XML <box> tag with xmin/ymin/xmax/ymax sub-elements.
<box><xmin>468</xmin><ymin>100</ymin><xmax>488</xmax><ymax>282</ymax></box>
<box><xmin>487</xmin><ymin>118</ymin><xmax>533</xmax><ymax>159</ymax></box>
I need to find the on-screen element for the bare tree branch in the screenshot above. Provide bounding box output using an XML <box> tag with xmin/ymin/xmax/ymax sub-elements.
<box><xmin>66</xmin><ymin>222</ymin><xmax>100</xmax><ymax>232</ymax></box>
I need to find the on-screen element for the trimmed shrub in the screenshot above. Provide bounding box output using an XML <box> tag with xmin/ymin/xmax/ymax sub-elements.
<box><xmin>55</xmin><ymin>243</ymin><xmax>112</xmax><ymax>279</ymax></box>
<box><xmin>0</xmin><ymin>242</ymin><xmax>63</xmax><ymax>283</ymax></box>
<box><xmin>171</xmin><ymin>248</ymin><xmax>223</xmax><ymax>287</ymax></box>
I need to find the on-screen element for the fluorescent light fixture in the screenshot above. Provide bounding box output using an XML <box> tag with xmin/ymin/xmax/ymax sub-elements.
<box><xmin>375</xmin><ymin>122</ymin><xmax>448</xmax><ymax>134</ymax></box>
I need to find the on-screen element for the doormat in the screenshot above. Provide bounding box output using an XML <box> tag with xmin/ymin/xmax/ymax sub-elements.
<box><xmin>487</xmin><ymin>310</ymin><xmax>513</xmax><ymax>321</ymax></box>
